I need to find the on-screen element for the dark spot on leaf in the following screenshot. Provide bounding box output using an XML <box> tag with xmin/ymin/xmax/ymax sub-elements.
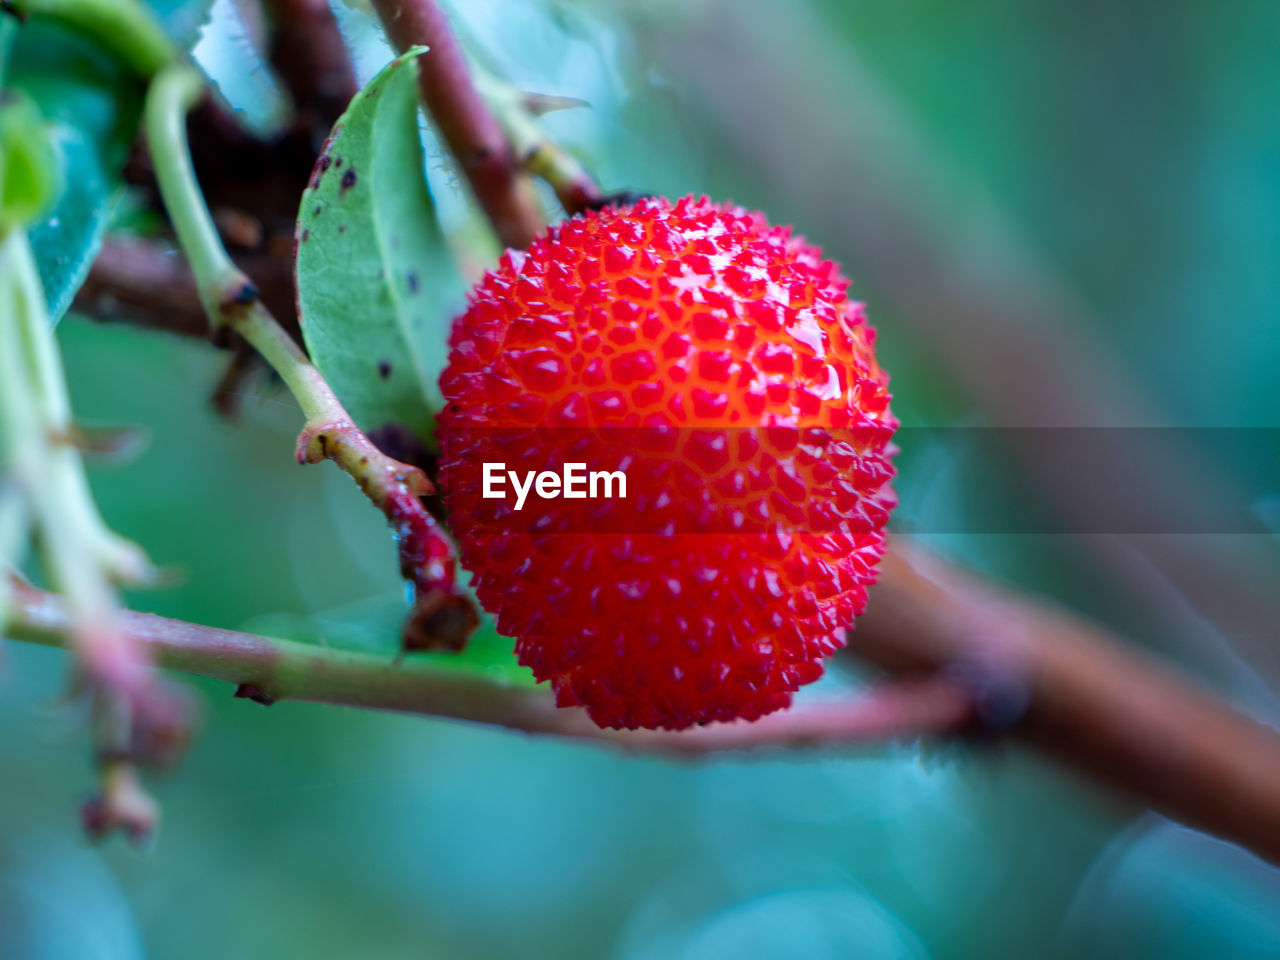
<box><xmin>378</xmin><ymin>360</ymin><xmax>393</xmax><ymax>379</ymax></box>
<box><xmin>314</xmin><ymin>205</ymin><xmax>322</xmax><ymax>216</ymax></box>
<box><xmin>338</xmin><ymin>224</ymin><xmax>346</xmax><ymax>234</ymax></box>
<box><xmin>406</xmin><ymin>271</ymin><xmax>419</xmax><ymax>294</ymax></box>
<box><xmin>341</xmin><ymin>168</ymin><xmax>357</xmax><ymax>191</ymax></box>
<box><xmin>301</xmin><ymin>229</ymin><xmax>310</xmax><ymax>242</ymax></box>
<box><xmin>310</xmin><ymin>150</ymin><xmax>333</xmax><ymax>188</ymax></box>
<box><xmin>335</xmin><ymin>157</ymin><xmax>344</xmax><ymax>169</ymax></box>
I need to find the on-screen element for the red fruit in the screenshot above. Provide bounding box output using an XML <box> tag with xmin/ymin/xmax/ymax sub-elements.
<box><xmin>438</xmin><ymin>196</ymin><xmax>896</xmax><ymax>730</ymax></box>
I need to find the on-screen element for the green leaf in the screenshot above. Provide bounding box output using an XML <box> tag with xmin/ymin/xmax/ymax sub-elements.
<box><xmin>0</xmin><ymin>90</ymin><xmax>58</xmax><ymax>230</ymax></box>
<box><xmin>295</xmin><ymin>49</ymin><xmax>462</xmax><ymax>441</ymax></box>
<box><xmin>10</xmin><ymin>22</ymin><xmax>143</xmax><ymax>322</ymax></box>
<box><xmin>244</xmin><ymin>592</ymin><xmax>534</xmax><ymax>686</ymax></box>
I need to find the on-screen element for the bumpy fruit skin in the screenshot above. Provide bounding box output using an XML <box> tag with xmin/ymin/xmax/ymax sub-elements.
<box><xmin>438</xmin><ymin>196</ymin><xmax>896</xmax><ymax>730</ymax></box>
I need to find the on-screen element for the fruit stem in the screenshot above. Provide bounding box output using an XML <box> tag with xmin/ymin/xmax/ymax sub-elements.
<box><xmin>142</xmin><ymin>63</ymin><xmax>477</xmax><ymax>650</ymax></box>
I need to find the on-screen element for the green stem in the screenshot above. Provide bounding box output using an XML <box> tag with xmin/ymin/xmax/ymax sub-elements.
<box><xmin>144</xmin><ymin>65</ymin><xmax>345</xmax><ymax>422</ymax></box>
<box><xmin>9</xmin><ymin>230</ymin><xmax>152</xmax><ymax>583</ymax></box>
<box><xmin>7</xmin><ymin>0</ymin><xmax>176</xmax><ymax>78</ymax></box>
<box><xmin>0</xmin><ymin>492</ymin><xmax>25</xmax><ymax>630</ymax></box>
<box><xmin>0</xmin><ymin>230</ymin><xmax>144</xmax><ymax>683</ymax></box>
<box><xmin>143</xmin><ymin>67</ymin><xmax>237</xmax><ymax>314</ymax></box>
<box><xmin>0</xmin><ymin>487</ymin><xmax>26</xmax><ymax>565</ymax></box>
<box><xmin>0</xmin><ymin>246</ymin><xmax>28</xmax><ymax>632</ymax></box>
<box><xmin>143</xmin><ymin>63</ymin><xmax>476</xmax><ymax>649</ymax></box>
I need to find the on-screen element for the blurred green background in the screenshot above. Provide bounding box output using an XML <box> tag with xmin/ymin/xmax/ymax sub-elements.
<box><xmin>5</xmin><ymin>0</ymin><xmax>1280</xmax><ymax>956</ymax></box>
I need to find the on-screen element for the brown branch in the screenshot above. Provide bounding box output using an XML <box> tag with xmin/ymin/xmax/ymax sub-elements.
<box><xmin>263</xmin><ymin>0</ymin><xmax>359</xmax><ymax>141</ymax></box>
<box><xmin>853</xmin><ymin>543</ymin><xmax>1280</xmax><ymax>866</ymax></box>
<box><xmin>369</xmin><ymin>0</ymin><xmax>546</xmax><ymax>250</ymax></box>
<box><xmin>108</xmin><ymin>0</ymin><xmax>355</xmax><ymax>348</ymax></box>
<box><xmin>74</xmin><ymin>237</ymin><xmax>208</xmax><ymax>338</ymax></box>
<box><xmin>73</xmin><ymin>237</ymin><xmax>297</xmax><ymax>417</ymax></box>
<box><xmin>7</xmin><ymin>579</ymin><xmax>972</xmax><ymax>754</ymax></box>
<box><xmin>75</xmin><ymin>236</ymin><xmax>301</xmax><ymax>341</ymax></box>
<box><xmin>78</xmin><ymin>234</ymin><xmax>301</xmax><ymax>339</ymax></box>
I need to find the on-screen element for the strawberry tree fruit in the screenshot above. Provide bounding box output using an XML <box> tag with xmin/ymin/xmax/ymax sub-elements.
<box><xmin>438</xmin><ymin>196</ymin><xmax>896</xmax><ymax>730</ymax></box>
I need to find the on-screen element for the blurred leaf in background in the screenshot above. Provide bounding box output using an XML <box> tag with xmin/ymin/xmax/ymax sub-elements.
<box><xmin>13</xmin><ymin>23</ymin><xmax>140</xmax><ymax>320</ymax></box>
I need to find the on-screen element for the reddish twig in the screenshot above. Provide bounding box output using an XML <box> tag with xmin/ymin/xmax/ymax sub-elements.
<box><xmin>15</xmin><ymin>539</ymin><xmax>1280</xmax><ymax>868</ymax></box>
<box><xmin>9</xmin><ymin>579</ymin><xmax>972</xmax><ymax>754</ymax></box>
<box><xmin>369</xmin><ymin>0</ymin><xmax>546</xmax><ymax>250</ymax></box>
<box><xmin>295</xmin><ymin>419</ymin><xmax>478</xmax><ymax>649</ymax></box>
<box><xmin>613</xmin><ymin>675</ymin><xmax>974</xmax><ymax>754</ymax></box>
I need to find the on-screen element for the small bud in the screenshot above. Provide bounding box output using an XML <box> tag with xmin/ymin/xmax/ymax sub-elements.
<box><xmin>402</xmin><ymin>589</ymin><xmax>480</xmax><ymax>653</ymax></box>
<box><xmin>81</xmin><ymin>763</ymin><xmax>159</xmax><ymax>848</ymax></box>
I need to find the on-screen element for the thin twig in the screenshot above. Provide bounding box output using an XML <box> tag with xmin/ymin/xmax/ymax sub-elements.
<box><xmin>8</xmin><ymin>579</ymin><xmax>974</xmax><ymax>754</ymax></box>
<box><xmin>472</xmin><ymin>65</ymin><xmax>602</xmax><ymax>216</ymax></box>
<box><xmin>13</xmin><ymin>538</ymin><xmax>1280</xmax><ymax>868</ymax></box>
<box><xmin>369</xmin><ymin>0</ymin><xmax>546</xmax><ymax>250</ymax></box>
